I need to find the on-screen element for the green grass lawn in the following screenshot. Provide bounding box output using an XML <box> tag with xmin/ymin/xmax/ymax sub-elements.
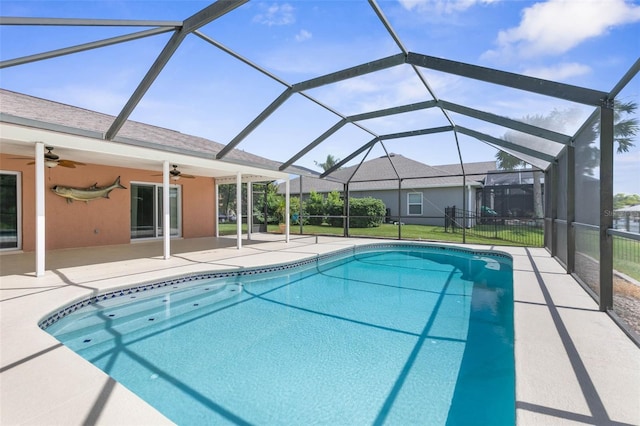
<box><xmin>220</xmin><ymin>222</ymin><xmax>543</xmax><ymax>247</ymax></box>
<box><xmin>615</xmin><ymin>258</ymin><xmax>640</xmax><ymax>281</ymax></box>
<box><xmin>613</xmin><ymin>238</ymin><xmax>640</xmax><ymax>280</ymax></box>
<box><xmin>218</xmin><ymin>224</ymin><xmax>249</xmax><ymax>234</ymax></box>
<box><xmin>218</xmin><ymin>222</ymin><xmax>639</xmax><ymax>280</ymax></box>
<box><xmin>575</xmin><ymin>229</ymin><xmax>640</xmax><ymax>281</ymax></box>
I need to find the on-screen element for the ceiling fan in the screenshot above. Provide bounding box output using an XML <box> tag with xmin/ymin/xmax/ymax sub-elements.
<box><xmin>28</xmin><ymin>146</ymin><xmax>85</xmax><ymax>168</ymax></box>
<box><xmin>153</xmin><ymin>165</ymin><xmax>195</xmax><ymax>180</ymax></box>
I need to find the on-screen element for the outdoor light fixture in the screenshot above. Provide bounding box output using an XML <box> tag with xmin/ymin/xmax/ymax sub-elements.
<box><xmin>44</xmin><ymin>146</ymin><xmax>59</xmax><ymax>168</ymax></box>
<box><xmin>30</xmin><ymin>146</ymin><xmax>84</xmax><ymax>168</ymax></box>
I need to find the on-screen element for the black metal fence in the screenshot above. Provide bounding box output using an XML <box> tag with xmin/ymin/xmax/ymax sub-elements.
<box><xmin>237</xmin><ymin>208</ymin><xmax>545</xmax><ymax>247</ymax></box>
<box><xmin>445</xmin><ymin>206</ymin><xmax>544</xmax><ymax>247</ymax></box>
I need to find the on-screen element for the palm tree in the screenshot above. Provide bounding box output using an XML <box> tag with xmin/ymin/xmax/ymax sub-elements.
<box><xmin>495</xmin><ymin>110</ymin><xmax>571</xmax><ymax>219</ymax></box>
<box><xmin>575</xmin><ymin>100</ymin><xmax>638</xmax><ymax>176</ymax></box>
<box><xmin>314</xmin><ymin>154</ymin><xmax>340</xmax><ymax>172</ymax></box>
<box><xmin>605</xmin><ymin>100</ymin><xmax>637</xmax><ymax>154</ymax></box>
<box><xmin>496</xmin><ymin>101</ymin><xmax>638</xmax><ymax>219</ymax></box>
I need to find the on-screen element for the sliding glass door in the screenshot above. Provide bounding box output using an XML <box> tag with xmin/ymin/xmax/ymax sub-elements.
<box><xmin>0</xmin><ymin>172</ymin><xmax>20</xmax><ymax>250</ymax></box>
<box><xmin>131</xmin><ymin>183</ymin><xmax>181</xmax><ymax>239</ymax></box>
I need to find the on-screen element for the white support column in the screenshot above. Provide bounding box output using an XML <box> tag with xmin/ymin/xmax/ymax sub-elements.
<box><xmin>214</xmin><ymin>182</ymin><xmax>219</xmax><ymax>238</ymax></box>
<box><xmin>163</xmin><ymin>161</ymin><xmax>170</xmax><ymax>260</ymax></box>
<box><xmin>247</xmin><ymin>181</ymin><xmax>252</xmax><ymax>241</ymax></box>
<box><xmin>35</xmin><ymin>142</ymin><xmax>45</xmax><ymax>277</ymax></box>
<box><xmin>285</xmin><ymin>176</ymin><xmax>290</xmax><ymax>243</ymax></box>
<box><xmin>236</xmin><ymin>172</ymin><xmax>242</xmax><ymax>250</ymax></box>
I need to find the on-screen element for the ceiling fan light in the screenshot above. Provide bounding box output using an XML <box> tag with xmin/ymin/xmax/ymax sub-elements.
<box><xmin>45</xmin><ymin>160</ymin><xmax>58</xmax><ymax>168</ymax></box>
<box><xmin>171</xmin><ymin>175</ymin><xmax>181</xmax><ymax>181</ymax></box>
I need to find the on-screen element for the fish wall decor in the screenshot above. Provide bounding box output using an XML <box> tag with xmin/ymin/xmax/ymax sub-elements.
<box><xmin>52</xmin><ymin>176</ymin><xmax>127</xmax><ymax>203</ymax></box>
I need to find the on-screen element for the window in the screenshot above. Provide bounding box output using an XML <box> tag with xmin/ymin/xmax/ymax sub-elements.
<box><xmin>130</xmin><ymin>183</ymin><xmax>181</xmax><ymax>239</ymax></box>
<box><xmin>407</xmin><ymin>192</ymin><xmax>423</xmax><ymax>216</ymax></box>
<box><xmin>0</xmin><ymin>172</ymin><xmax>21</xmax><ymax>250</ymax></box>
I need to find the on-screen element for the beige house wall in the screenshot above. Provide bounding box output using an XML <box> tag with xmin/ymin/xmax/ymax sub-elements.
<box><xmin>1</xmin><ymin>154</ymin><xmax>216</xmax><ymax>252</ymax></box>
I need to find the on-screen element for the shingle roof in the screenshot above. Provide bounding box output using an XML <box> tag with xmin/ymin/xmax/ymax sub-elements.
<box><xmin>281</xmin><ymin>154</ymin><xmax>496</xmax><ymax>194</ymax></box>
<box><xmin>1</xmin><ymin>90</ymin><xmax>497</xmax><ymax>186</ymax></box>
<box><xmin>0</xmin><ymin>89</ymin><xmax>312</xmax><ymax>174</ymax></box>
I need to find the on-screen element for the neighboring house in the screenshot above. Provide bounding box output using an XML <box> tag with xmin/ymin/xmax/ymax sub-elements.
<box><xmin>0</xmin><ymin>89</ymin><xmax>293</xmax><ymax>256</ymax></box>
<box><xmin>479</xmin><ymin>169</ymin><xmax>545</xmax><ymax>218</ymax></box>
<box><xmin>279</xmin><ymin>154</ymin><xmax>496</xmax><ymax>226</ymax></box>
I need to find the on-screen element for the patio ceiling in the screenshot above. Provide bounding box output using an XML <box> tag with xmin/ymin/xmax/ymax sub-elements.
<box><xmin>1</xmin><ymin>0</ymin><xmax>637</xmax><ymax>180</ymax></box>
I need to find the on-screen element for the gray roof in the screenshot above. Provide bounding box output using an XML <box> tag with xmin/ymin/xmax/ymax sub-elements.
<box><xmin>281</xmin><ymin>154</ymin><xmax>496</xmax><ymax>194</ymax></box>
<box><xmin>0</xmin><ymin>89</ymin><xmax>312</xmax><ymax>175</ymax></box>
<box><xmin>616</xmin><ymin>204</ymin><xmax>640</xmax><ymax>213</ymax></box>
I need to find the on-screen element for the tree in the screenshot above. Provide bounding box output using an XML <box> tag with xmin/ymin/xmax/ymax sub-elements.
<box><xmin>273</xmin><ymin>195</ymin><xmax>301</xmax><ymax>225</ymax></box>
<box><xmin>264</xmin><ymin>182</ymin><xmax>283</xmax><ymax>224</ymax></box>
<box><xmin>325</xmin><ymin>190</ymin><xmax>344</xmax><ymax>227</ymax></box>
<box><xmin>495</xmin><ymin>101</ymin><xmax>638</xmax><ymax>219</ymax></box>
<box><xmin>314</xmin><ymin>154</ymin><xmax>341</xmax><ymax>172</ymax></box>
<box><xmin>495</xmin><ymin>110</ymin><xmax>564</xmax><ymax>219</ymax></box>
<box><xmin>305</xmin><ymin>190</ymin><xmax>325</xmax><ymax>225</ymax></box>
<box><xmin>601</xmin><ymin>101</ymin><xmax>637</xmax><ymax>154</ymax></box>
<box><xmin>614</xmin><ymin>193</ymin><xmax>640</xmax><ymax>210</ymax></box>
<box><xmin>576</xmin><ymin>100</ymin><xmax>639</xmax><ymax>177</ymax></box>
<box><xmin>219</xmin><ymin>183</ymin><xmax>246</xmax><ymax>220</ymax></box>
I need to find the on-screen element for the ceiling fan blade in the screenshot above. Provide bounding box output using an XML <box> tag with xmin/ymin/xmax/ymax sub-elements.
<box><xmin>150</xmin><ymin>172</ymin><xmax>187</xmax><ymax>177</ymax></box>
<box><xmin>151</xmin><ymin>173</ymin><xmax>195</xmax><ymax>178</ymax></box>
<box><xmin>57</xmin><ymin>162</ymin><xmax>76</xmax><ymax>168</ymax></box>
<box><xmin>58</xmin><ymin>160</ymin><xmax>85</xmax><ymax>167</ymax></box>
<box><xmin>20</xmin><ymin>157</ymin><xmax>84</xmax><ymax>167</ymax></box>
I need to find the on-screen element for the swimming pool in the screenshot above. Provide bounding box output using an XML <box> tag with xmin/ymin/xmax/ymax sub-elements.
<box><xmin>43</xmin><ymin>243</ymin><xmax>514</xmax><ymax>425</ymax></box>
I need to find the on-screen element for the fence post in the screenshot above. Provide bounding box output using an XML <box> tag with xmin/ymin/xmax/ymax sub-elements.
<box><xmin>444</xmin><ymin>207</ymin><xmax>450</xmax><ymax>232</ymax></box>
<box><xmin>452</xmin><ymin>206</ymin><xmax>457</xmax><ymax>232</ymax></box>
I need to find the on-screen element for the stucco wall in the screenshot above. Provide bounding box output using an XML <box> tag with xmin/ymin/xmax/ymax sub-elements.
<box><xmin>181</xmin><ymin>175</ymin><xmax>216</xmax><ymax>238</ymax></box>
<box><xmin>1</xmin><ymin>154</ymin><xmax>216</xmax><ymax>252</ymax></box>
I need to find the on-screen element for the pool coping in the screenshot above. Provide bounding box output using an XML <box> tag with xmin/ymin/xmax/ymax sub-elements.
<box><xmin>1</xmin><ymin>235</ymin><xmax>639</xmax><ymax>425</ymax></box>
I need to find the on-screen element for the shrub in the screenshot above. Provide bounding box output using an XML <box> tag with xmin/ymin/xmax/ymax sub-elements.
<box><xmin>290</xmin><ymin>196</ymin><xmax>304</xmax><ymax>225</ymax></box>
<box><xmin>326</xmin><ymin>191</ymin><xmax>344</xmax><ymax>227</ymax></box>
<box><xmin>305</xmin><ymin>190</ymin><xmax>325</xmax><ymax>225</ymax></box>
<box><xmin>349</xmin><ymin>197</ymin><xmax>386</xmax><ymax>228</ymax></box>
<box><xmin>273</xmin><ymin>195</ymin><xmax>303</xmax><ymax>224</ymax></box>
<box><xmin>265</xmin><ymin>191</ymin><xmax>282</xmax><ymax>224</ymax></box>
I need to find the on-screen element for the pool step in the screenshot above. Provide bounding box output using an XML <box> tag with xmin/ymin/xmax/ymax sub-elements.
<box><xmin>50</xmin><ymin>283</ymin><xmax>242</xmax><ymax>348</ymax></box>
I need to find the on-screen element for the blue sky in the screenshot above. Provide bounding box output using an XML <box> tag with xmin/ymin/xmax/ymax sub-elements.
<box><xmin>1</xmin><ymin>0</ymin><xmax>639</xmax><ymax>194</ymax></box>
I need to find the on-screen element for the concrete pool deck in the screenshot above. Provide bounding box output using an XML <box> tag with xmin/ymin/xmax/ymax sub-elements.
<box><xmin>1</xmin><ymin>234</ymin><xmax>638</xmax><ymax>425</ymax></box>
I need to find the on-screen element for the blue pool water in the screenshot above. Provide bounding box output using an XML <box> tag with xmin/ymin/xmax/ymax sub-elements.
<box><xmin>45</xmin><ymin>244</ymin><xmax>514</xmax><ymax>425</ymax></box>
